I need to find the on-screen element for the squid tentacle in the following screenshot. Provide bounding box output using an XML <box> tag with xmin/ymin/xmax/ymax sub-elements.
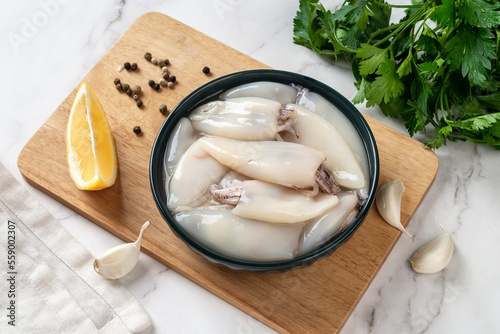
<box><xmin>315</xmin><ymin>164</ymin><xmax>341</xmax><ymax>195</ymax></box>
<box><xmin>209</xmin><ymin>183</ymin><xmax>242</xmax><ymax>205</ymax></box>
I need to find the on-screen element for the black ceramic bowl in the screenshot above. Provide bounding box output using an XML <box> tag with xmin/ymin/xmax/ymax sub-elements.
<box><xmin>150</xmin><ymin>69</ymin><xmax>379</xmax><ymax>271</ymax></box>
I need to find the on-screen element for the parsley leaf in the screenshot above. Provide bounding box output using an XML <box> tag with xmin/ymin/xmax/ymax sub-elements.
<box><xmin>341</xmin><ymin>25</ymin><xmax>362</xmax><ymax>50</ymax></box>
<box><xmin>446</xmin><ymin>27</ymin><xmax>496</xmax><ymax>86</ymax></box>
<box><xmin>316</xmin><ymin>5</ymin><xmax>353</xmax><ymax>57</ymax></box>
<box><xmin>482</xmin><ymin>74</ymin><xmax>500</xmax><ymax>93</ymax></box>
<box><xmin>411</xmin><ymin>62</ymin><xmax>432</xmax><ymax>112</ymax></box>
<box><xmin>477</xmin><ymin>92</ymin><xmax>500</xmax><ymax>110</ymax></box>
<box><xmin>401</xmin><ymin>103</ymin><xmax>425</xmax><ymax>136</ymax></box>
<box><xmin>397</xmin><ymin>55</ymin><xmax>413</xmax><ymax>78</ymax></box>
<box><xmin>356</xmin><ymin>44</ymin><xmax>388</xmax><ymax>75</ymax></box>
<box><xmin>293</xmin><ymin>0</ymin><xmax>500</xmax><ymax>149</ymax></box>
<box><xmin>293</xmin><ymin>0</ymin><xmax>328</xmax><ymax>53</ymax></box>
<box><xmin>451</xmin><ymin>113</ymin><xmax>500</xmax><ymax>148</ymax></box>
<box><xmin>459</xmin><ymin>0</ymin><xmax>500</xmax><ymax>28</ymax></box>
<box><xmin>431</xmin><ymin>0</ymin><xmax>455</xmax><ymax>27</ymax></box>
<box><xmin>379</xmin><ymin>97</ymin><xmax>412</xmax><ymax>119</ymax></box>
<box><xmin>332</xmin><ymin>0</ymin><xmax>370</xmax><ymax>30</ymax></box>
<box><xmin>352</xmin><ymin>78</ymin><xmax>370</xmax><ymax>105</ymax></box>
<box><xmin>366</xmin><ymin>58</ymin><xmax>405</xmax><ymax>105</ymax></box>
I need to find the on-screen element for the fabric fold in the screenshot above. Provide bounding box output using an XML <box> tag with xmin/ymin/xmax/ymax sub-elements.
<box><xmin>0</xmin><ymin>163</ymin><xmax>152</xmax><ymax>333</ymax></box>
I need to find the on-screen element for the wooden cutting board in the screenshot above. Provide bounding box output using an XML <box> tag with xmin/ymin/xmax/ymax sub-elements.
<box><xmin>17</xmin><ymin>12</ymin><xmax>438</xmax><ymax>334</ymax></box>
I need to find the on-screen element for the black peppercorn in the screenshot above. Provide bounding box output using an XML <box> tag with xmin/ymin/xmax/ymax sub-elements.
<box><xmin>113</xmin><ymin>78</ymin><xmax>121</xmax><ymax>85</ymax></box>
<box><xmin>133</xmin><ymin>94</ymin><xmax>140</xmax><ymax>101</ymax></box>
<box><xmin>126</xmin><ymin>88</ymin><xmax>133</xmax><ymax>96</ymax></box>
<box><xmin>159</xmin><ymin>104</ymin><xmax>167</xmax><ymax>114</ymax></box>
<box><xmin>124</xmin><ymin>62</ymin><xmax>131</xmax><ymax>70</ymax></box>
<box><xmin>158</xmin><ymin>59</ymin><xmax>166</xmax><ymax>67</ymax></box>
<box><xmin>202</xmin><ymin>66</ymin><xmax>210</xmax><ymax>74</ymax></box>
<box><xmin>153</xmin><ymin>83</ymin><xmax>160</xmax><ymax>91</ymax></box>
<box><xmin>169</xmin><ymin>76</ymin><xmax>176</xmax><ymax>83</ymax></box>
<box><xmin>116</xmin><ymin>83</ymin><xmax>123</xmax><ymax>91</ymax></box>
<box><xmin>148</xmin><ymin>80</ymin><xmax>155</xmax><ymax>88</ymax></box>
<box><xmin>131</xmin><ymin>85</ymin><xmax>141</xmax><ymax>94</ymax></box>
<box><xmin>130</xmin><ymin>63</ymin><xmax>138</xmax><ymax>71</ymax></box>
<box><xmin>164</xmin><ymin>59</ymin><xmax>170</xmax><ymax>65</ymax></box>
<box><xmin>133</xmin><ymin>126</ymin><xmax>141</xmax><ymax>134</ymax></box>
<box><xmin>122</xmin><ymin>83</ymin><xmax>130</xmax><ymax>91</ymax></box>
<box><xmin>144</xmin><ymin>52</ymin><xmax>152</xmax><ymax>61</ymax></box>
<box><xmin>162</xmin><ymin>72</ymin><xmax>169</xmax><ymax>80</ymax></box>
<box><xmin>136</xmin><ymin>100</ymin><xmax>143</xmax><ymax>108</ymax></box>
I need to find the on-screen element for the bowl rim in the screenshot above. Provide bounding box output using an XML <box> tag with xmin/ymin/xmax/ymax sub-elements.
<box><xmin>150</xmin><ymin>69</ymin><xmax>379</xmax><ymax>271</ymax></box>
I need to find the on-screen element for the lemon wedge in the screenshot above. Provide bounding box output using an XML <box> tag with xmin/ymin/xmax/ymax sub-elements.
<box><xmin>66</xmin><ymin>83</ymin><xmax>118</xmax><ymax>190</ymax></box>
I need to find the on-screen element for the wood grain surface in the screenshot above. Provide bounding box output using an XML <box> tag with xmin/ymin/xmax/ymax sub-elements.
<box><xmin>17</xmin><ymin>12</ymin><xmax>439</xmax><ymax>334</ymax></box>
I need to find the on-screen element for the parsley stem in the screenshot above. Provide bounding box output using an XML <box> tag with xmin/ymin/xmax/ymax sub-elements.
<box><xmin>409</xmin><ymin>11</ymin><xmax>433</xmax><ymax>51</ymax></box>
<box><xmin>440</xmin><ymin>91</ymin><xmax>448</xmax><ymax>122</ymax></box>
<box><xmin>437</xmin><ymin>71</ymin><xmax>452</xmax><ymax>123</ymax></box>
<box><xmin>313</xmin><ymin>48</ymin><xmax>336</xmax><ymax>56</ymax></box>
<box><xmin>373</xmin><ymin>3</ymin><xmax>432</xmax><ymax>47</ymax></box>
<box><xmin>408</xmin><ymin>24</ymin><xmax>415</xmax><ymax>55</ymax></box>
<box><xmin>368</xmin><ymin>22</ymin><xmax>403</xmax><ymax>44</ymax></box>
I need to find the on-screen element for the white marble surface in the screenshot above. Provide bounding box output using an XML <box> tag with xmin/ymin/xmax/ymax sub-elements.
<box><xmin>1</xmin><ymin>0</ymin><xmax>499</xmax><ymax>333</ymax></box>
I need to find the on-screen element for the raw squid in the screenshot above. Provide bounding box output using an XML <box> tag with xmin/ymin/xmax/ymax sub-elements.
<box><xmin>217</xmin><ymin>171</ymin><xmax>249</xmax><ymax>191</ymax></box>
<box><xmin>209</xmin><ymin>179</ymin><xmax>339</xmax><ymax>224</ymax></box>
<box><xmin>175</xmin><ymin>208</ymin><xmax>304</xmax><ymax>262</ymax></box>
<box><xmin>164</xmin><ymin>117</ymin><xmax>199</xmax><ymax>176</ymax></box>
<box><xmin>189</xmin><ymin>97</ymin><xmax>297</xmax><ymax>141</ymax></box>
<box><xmin>167</xmin><ymin>139</ymin><xmax>228</xmax><ymax>213</ymax></box>
<box><xmin>163</xmin><ymin>82</ymin><xmax>373</xmax><ymax>261</ymax></box>
<box><xmin>280</xmin><ymin>104</ymin><xmax>366</xmax><ymax>190</ymax></box>
<box><xmin>296</xmin><ymin>89</ymin><xmax>370</xmax><ymax>197</ymax></box>
<box><xmin>298</xmin><ymin>192</ymin><xmax>359</xmax><ymax>256</ymax></box>
<box><xmin>198</xmin><ymin>136</ymin><xmax>338</xmax><ymax>193</ymax></box>
<box><xmin>220</xmin><ymin>81</ymin><xmax>299</xmax><ymax>105</ymax></box>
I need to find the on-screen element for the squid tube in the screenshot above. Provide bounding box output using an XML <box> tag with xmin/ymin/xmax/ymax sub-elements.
<box><xmin>189</xmin><ymin>97</ymin><xmax>296</xmax><ymax>141</ymax></box>
<box><xmin>296</xmin><ymin>90</ymin><xmax>370</xmax><ymax>197</ymax></box>
<box><xmin>220</xmin><ymin>81</ymin><xmax>299</xmax><ymax>105</ymax></box>
<box><xmin>210</xmin><ymin>180</ymin><xmax>339</xmax><ymax>224</ymax></box>
<box><xmin>164</xmin><ymin>117</ymin><xmax>199</xmax><ymax>176</ymax></box>
<box><xmin>298</xmin><ymin>193</ymin><xmax>359</xmax><ymax>256</ymax></box>
<box><xmin>175</xmin><ymin>208</ymin><xmax>304</xmax><ymax>262</ymax></box>
<box><xmin>198</xmin><ymin>136</ymin><xmax>327</xmax><ymax>190</ymax></box>
<box><xmin>167</xmin><ymin>139</ymin><xmax>228</xmax><ymax>213</ymax></box>
<box><xmin>281</xmin><ymin>104</ymin><xmax>366</xmax><ymax>190</ymax></box>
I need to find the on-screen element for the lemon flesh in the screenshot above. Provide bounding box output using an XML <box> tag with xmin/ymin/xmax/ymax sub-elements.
<box><xmin>67</xmin><ymin>83</ymin><xmax>117</xmax><ymax>190</ymax></box>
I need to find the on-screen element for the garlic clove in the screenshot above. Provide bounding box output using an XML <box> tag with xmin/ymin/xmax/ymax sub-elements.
<box><xmin>376</xmin><ymin>179</ymin><xmax>413</xmax><ymax>239</ymax></box>
<box><xmin>409</xmin><ymin>223</ymin><xmax>454</xmax><ymax>274</ymax></box>
<box><xmin>94</xmin><ymin>221</ymin><xmax>149</xmax><ymax>279</ymax></box>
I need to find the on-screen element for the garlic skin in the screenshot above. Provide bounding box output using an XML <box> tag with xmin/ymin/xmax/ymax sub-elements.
<box><xmin>409</xmin><ymin>223</ymin><xmax>454</xmax><ymax>274</ymax></box>
<box><xmin>376</xmin><ymin>179</ymin><xmax>413</xmax><ymax>239</ymax></box>
<box><xmin>94</xmin><ymin>221</ymin><xmax>149</xmax><ymax>279</ymax></box>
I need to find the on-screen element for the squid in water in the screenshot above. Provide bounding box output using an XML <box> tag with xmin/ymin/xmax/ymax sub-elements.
<box><xmin>219</xmin><ymin>81</ymin><xmax>299</xmax><ymax>105</ymax></box>
<box><xmin>164</xmin><ymin>117</ymin><xmax>199</xmax><ymax>176</ymax></box>
<box><xmin>280</xmin><ymin>104</ymin><xmax>366</xmax><ymax>190</ymax></box>
<box><xmin>209</xmin><ymin>179</ymin><xmax>339</xmax><ymax>224</ymax></box>
<box><xmin>198</xmin><ymin>136</ymin><xmax>340</xmax><ymax>194</ymax></box>
<box><xmin>189</xmin><ymin>97</ymin><xmax>298</xmax><ymax>141</ymax></box>
<box><xmin>163</xmin><ymin>81</ymin><xmax>373</xmax><ymax>261</ymax></box>
<box><xmin>167</xmin><ymin>139</ymin><xmax>228</xmax><ymax>213</ymax></box>
<box><xmin>298</xmin><ymin>193</ymin><xmax>359</xmax><ymax>256</ymax></box>
<box><xmin>175</xmin><ymin>207</ymin><xmax>304</xmax><ymax>262</ymax></box>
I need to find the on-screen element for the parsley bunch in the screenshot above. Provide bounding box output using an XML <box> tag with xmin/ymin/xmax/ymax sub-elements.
<box><xmin>293</xmin><ymin>0</ymin><xmax>500</xmax><ymax>149</ymax></box>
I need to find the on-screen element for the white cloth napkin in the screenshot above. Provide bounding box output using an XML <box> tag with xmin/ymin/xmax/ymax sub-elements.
<box><xmin>0</xmin><ymin>163</ymin><xmax>152</xmax><ymax>334</ymax></box>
